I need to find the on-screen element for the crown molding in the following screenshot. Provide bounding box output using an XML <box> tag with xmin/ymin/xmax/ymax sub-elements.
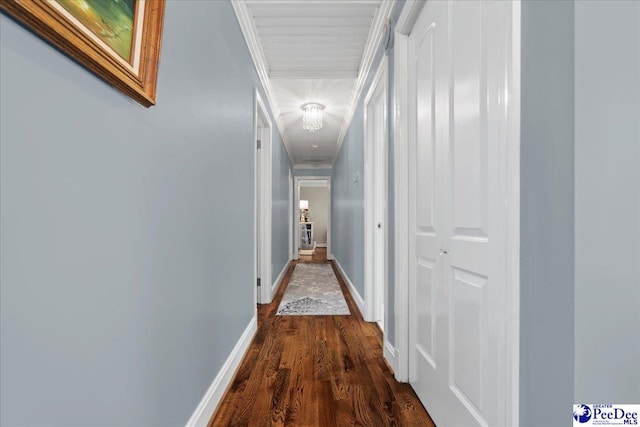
<box><xmin>396</xmin><ymin>0</ymin><xmax>426</xmax><ymax>35</ymax></box>
<box><xmin>331</xmin><ymin>0</ymin><xmax>396</xmax><ymax>165</ymax></box>
<box><xmin>231</xmin><ymin>0</ymin><xmax>294</xmax><ymax>162</ymax></box>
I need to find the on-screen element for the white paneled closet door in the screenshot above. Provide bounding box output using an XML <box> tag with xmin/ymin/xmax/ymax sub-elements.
<box><xmin>408</xmin><ymin>1</ymin><xmax>512</xmax><ymax>426</ymax></box>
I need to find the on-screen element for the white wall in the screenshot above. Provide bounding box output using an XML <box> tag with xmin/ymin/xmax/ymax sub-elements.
<box><xmin>574</xmin><ymin>0</ymin><xmax>640</xmax><ymax>403</ymax></box>
<box><xmin>300</xmin><ymin>186</ymin><xmax>329</xmax><ymax>244</ymax></box>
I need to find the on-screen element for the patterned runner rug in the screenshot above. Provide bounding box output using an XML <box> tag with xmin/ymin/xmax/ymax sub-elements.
<box><xmin>277</xmin><ymin>263</ymin><xmax>350</xmax><ymax>315</ymax></box>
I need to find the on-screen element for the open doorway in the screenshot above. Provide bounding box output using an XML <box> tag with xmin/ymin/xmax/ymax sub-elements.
<box><xmin>293</xmin><ymin>177</ymin><xmax>331</xmax><ymax>261</ymax></box>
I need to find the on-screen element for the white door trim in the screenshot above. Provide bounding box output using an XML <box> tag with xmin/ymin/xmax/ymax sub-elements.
<box><xmin>293</xmin><ymin>175</ymin><xmax>300</xmax><ymax>260</ymax></box>
<box><xmin>392</xmin><ymin>6</ymin><xmax>416</xmax><ymax>382</ymax></box>
<box><xmin>393</xmin><ymin>1</ymin><xmax>520</xmax><ymax>425</ymax></box>
<box><xmin>254</xmin><ymin>88</ymin><xmax>273</xmax><ymax>305</ymax></box>
<box><xmin>364</xmin><ymin>54</ymin><xmax>389</xmax><ymax>325</ymax></box>
<box><xmin>288</xmin><ymin>168</ymin><xmax>294</xmax><ymax>260</ymax></box>
<box><xmin>505</xmin><ymin>2</ymin><xmax>521</xmax><ymax>424</ymax></box>
<box><xmin>293</xmin><ymin>176</ymin><xmax>332</xmax><ymax>260</ymax></box>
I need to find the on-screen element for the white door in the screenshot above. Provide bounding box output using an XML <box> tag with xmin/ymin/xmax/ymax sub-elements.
<box><xmin>256</xmin><ymin>127</ymin><xmax>262</xmax><ymax>303</ymax></box>
<box><xmin>371</xmin><ymin>81</ymin><xmax>387</xmax><ymax>327</ymax></box>
<box><xmin>364</xmin><ymin>58</ymin><xmax>388</xmax><ymax>327</ymax></box>
<box><xmin>373</xmin><ymin>91</ymin><xmax>387</xmax><ymax>329</ymax></box>
<box><xmin>254</xmin><ymin>90</ymin><xmax>273</xmax><ymax>305</ymax></box>
<box><xmin>408</xmin><ymin>1</ymin><xmax>511</xmax><ymax>426</ymax></box>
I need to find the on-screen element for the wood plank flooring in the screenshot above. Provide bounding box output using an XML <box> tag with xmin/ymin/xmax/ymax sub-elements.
<box><xmin>208</xmin><ymin>257</ymin><xmax>435</xmax><ymax>427</ymax></box>
<box><xmin>298</xmin><ymin>247</ymin><xmax>328</xmax><ymax>263</ymax></box>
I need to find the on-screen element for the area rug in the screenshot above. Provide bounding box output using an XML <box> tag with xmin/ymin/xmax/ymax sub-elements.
<box><xmin>277</xmin><ymin>263</ymin><xmax>350</xmax><ymax>315</ymax></box>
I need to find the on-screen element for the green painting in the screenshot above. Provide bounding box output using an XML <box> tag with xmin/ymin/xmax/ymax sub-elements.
<box><xmin>57</xmin><ymin>0</ymin><xmax>136</xmax><ymax>62</ymax></box>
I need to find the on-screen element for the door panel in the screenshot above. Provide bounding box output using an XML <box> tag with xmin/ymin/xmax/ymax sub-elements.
<box><xmin>415</xmin><ymin>258</ymin><xmax>436</xmax><ymax>366</ymax></box>
<box><xmin>446</xmin><ymin>4</ymin><xmax>490</xmax><ymax>424</ymax></box>
<box><xmin>415</xmin><ymin>23</ymin><xmax>436</xmax><ymax>234</ymax></box>
<box><xmin>409</xmin><ymin>1</ymin><xmax>512</xmax><ymax>426</ymax></box>
<box><xmin>450</xmin><ymin>268</ymin><xmax>488</xmax><ymax>419</ymax></box>
<box><xmin>450</xmin><ymin>0</ymin><xmax>488</xmax><ymax>239</ymax></box>
<box><xmin>408</xmin><ymin>0</ymin><xmax>445</xmax><ymax>416</ymax></box>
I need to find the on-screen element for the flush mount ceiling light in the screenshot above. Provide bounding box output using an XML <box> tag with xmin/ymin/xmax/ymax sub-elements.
<box><xmin>301</xmin><ymin>103</ymin><xmax>325</xmax><ymax>133</ymax></box>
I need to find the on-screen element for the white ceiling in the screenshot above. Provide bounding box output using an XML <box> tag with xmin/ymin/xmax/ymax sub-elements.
<box><xmin>271</xmin><ymin>79</ymin><xmax>352</xmax><ymax>165</ymax></box>
<box><xmin>238</xmin><ymin>0</ymin><xmax>390</xmax><ymax>169</ymax></box>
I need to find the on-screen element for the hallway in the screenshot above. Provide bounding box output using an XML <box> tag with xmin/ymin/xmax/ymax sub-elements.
<box><xmin>209</xmin><ymin>257</ymin><xmax>435</xmax><ymax>426</ymax></box>
<box><xmin>1</xmin><ymin>0</ymin><xmax>638</xmax><ymax>425</ymax></box>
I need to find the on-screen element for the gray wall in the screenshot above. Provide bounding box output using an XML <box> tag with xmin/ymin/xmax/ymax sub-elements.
<box><xmin>331</xmin><ymin>3</ymin><xmax>402</xmax><ymax>348</ymax></box>
<box><xmin>272</xmin><ymin>131</ymin><xmax>292</xmax><ymax>284</ymax></box>
<box><xmin>574</xmin><ymin>0</ymin><xmax>640</xmax><ymax>403</ymax></box>
<box><xmin>332</xmin><ymin>93</ymin><xmax>366</xmax><ymax>299</ymax></box>
<box><xmin>519</xmin><ymin>1</ymin><xmax>575</xmax><ymax>425</ymax></box>
<box><xmin>0</xmin><ymin>1</ymin><xmax>288</xmax><ymax>425</ymax></box>
<box><xmin>520</xmin><ymin>3</ymin><xmax>640</xmax><ymax>422</ymax></box>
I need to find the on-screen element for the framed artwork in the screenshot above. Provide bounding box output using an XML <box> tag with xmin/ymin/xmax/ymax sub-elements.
<box><xmin>0</xmin><ymin>0</ymin><xmax>165</xmax><ymax>107</ymax></box>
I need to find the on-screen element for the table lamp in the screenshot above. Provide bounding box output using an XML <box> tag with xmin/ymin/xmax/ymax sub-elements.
<box><xmin>299</xmin><ymin>200</ymin><xmax>309</xmax><ymax>222</ymax></box>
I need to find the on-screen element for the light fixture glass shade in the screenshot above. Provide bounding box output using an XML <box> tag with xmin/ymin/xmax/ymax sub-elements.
<box><xmin>299</xmin><ymin>200</ymin><xmax>309</xmax><ymax>210</ymax></box>
<box><xmin>302</xmin><ymin>103</ymin><xmax>325</xmax><ymax>133</ymax></box>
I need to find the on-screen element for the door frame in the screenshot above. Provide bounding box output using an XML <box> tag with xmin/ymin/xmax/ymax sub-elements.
<box><xmin>254</xmin><ymin>88</ymin><xmax>273</xmax><ymax>305</ymax></box>
<box><xmin>288</xmin><ymin>168</ymin><xmax>294</xmax><ymax>260</ymax></box>
<box><xmin>292</xmin><ymin>176</ymin><xmax>332</xmax><ymax>260</ymax></box>
<box><xmin>364</xmin><ymin>54</ymin><xmax>389</xmax><ymax>326</ymax></box>
<box><xmin>392</xmin><ymin>1</ymin><xmax>521</xmax><ymax>425</ymax></box>
<box><xmin>392</xmin><ymin>0</ymin><xmax>423</xmax><ymax>385</ymax></box>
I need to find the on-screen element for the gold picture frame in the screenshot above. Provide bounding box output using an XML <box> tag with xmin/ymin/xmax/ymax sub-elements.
<box><xmin>0</xmin><ymin>0</ymin><xmax>165</xmax><ymax>107</ymax></box>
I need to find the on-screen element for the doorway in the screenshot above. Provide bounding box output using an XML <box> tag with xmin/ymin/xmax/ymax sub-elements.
<box><xmin>393</xmin><ymin>1</ymin><xmax>520</xmax><ymax>426</ymax></box>
<box><xmin>254</xmin><ymin>89</ymin><xmax>272</xmax><ymax>305</ymax></box>
<box><xmin>364</xmin><ymin>56</ymin><xmax>388</xmax><ymax>330</ymax></box>
<box><xmin>293</xmin><ymin>177</ymin><xmax>331</xmax><ymax>261</ymax></box>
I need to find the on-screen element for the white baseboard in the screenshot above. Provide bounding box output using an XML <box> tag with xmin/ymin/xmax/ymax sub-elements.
<box><xmin>185</xmin><ymin>316</ymin><xmax>257</xmax><ymax>427</ymax></box>
<box><xmin>383</xmin><ymin>339</ymin><xmax>398</xmax><ymax>374</ymax></box>
<box><xmin>316</xmin><ymin>243</ymin><xmax>327</xmax><ymax>248</ymax></box>
<box><xmin>271</xmin><ymin>261</ymin><xmax>291</xmax><ymax>299</ymax></box>
<box><xmin>332</xmin><ymin>258</ymin><xmax>365</xmax><ymax>317</ymax></box>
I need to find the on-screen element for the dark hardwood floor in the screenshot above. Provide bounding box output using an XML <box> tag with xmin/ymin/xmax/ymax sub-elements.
<box><xmin>208</xmin><ymin>257</ymin><xmax>435</xmax><ymax>427</ymax></box>
<box><xmin>298</xmin><ymin>247</ymin><xmax>328</xmax><ymax>263</ymax></box>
